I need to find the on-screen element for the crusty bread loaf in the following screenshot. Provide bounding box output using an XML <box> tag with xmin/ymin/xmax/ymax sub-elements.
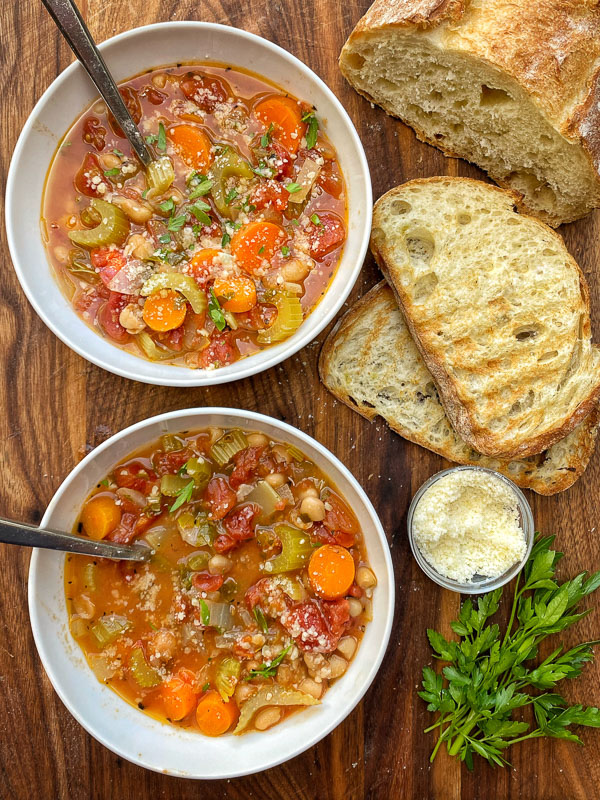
<box><xmin>320</xmin><ymin>282</ymin><xmax>599</xmax><ymax>494</ymax></box>
<box><xmin>370</xmin><ymin>177</ymin><xmax>600</xmax><ymax>459</ymax></box>
<box><xmin>340</xmin><ymin>0</ymin><xmax>600</xmax><ymax>226</ymax></box>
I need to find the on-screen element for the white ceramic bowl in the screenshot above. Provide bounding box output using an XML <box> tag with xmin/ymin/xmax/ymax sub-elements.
<box><xmin>28</xmin><ymin>408</ymin><xmax>394</xmax><ymax>778</ymax></box>
<box><xmin>6</xmin><ymin>22</ymin><xmax>371</xmax><ymax>386</ymax></box>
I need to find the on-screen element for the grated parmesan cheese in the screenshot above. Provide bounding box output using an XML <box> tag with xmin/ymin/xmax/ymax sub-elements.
<box><xmin>412</xmin><ymin>470</ymin><xmax>526</xmax><ymax>583</ymax></box>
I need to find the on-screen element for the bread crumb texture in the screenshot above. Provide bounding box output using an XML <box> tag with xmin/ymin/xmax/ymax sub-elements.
<box><xmin>412</xmin><ymin>469</ymin><xmax>526</xmax><ymax>583</ymax></box>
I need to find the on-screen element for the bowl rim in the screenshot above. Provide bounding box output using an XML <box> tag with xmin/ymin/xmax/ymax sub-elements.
<box><xmin>28</xmin><ymin>407</ymin><xmax>395</xmax><ymax>778</ymax></box>
<box><xmin>407</xmin><ymin>465</ymin><xmax>535</xmax><ymax>595</ymax></box>
<box><xmin>5</xmin><ymin>20</ymin><xmax>372</xmax><ymax>387</ymax></box>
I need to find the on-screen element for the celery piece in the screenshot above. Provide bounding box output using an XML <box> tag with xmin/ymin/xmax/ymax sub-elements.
<box><xmin>257</xmin><ymin>292</ymin><xmax>303</xmax><ymax>344</ymax></box>
<box><xmin>128</xmin><ymin>647</ymin><xmax>161</xmax><ymax>688</ymax></box>
<box><xmin>220</xmin><ymin>577</ymin><xmax>239</xmax><ymax>602</ymax></box>
<box><xmin>209</xmin><ymin>429</ymin><xmax>248</xmax><ymax>467</ymax></box>
<box><xmin>188</xmin><ymin>550</ymin><xmax>211</xmax><ymax>571</ymax></box>
<box><xmin>215</xmin><ymin>656</ymin><xmax>241</xmax><ymax>702</ymax></box>
<box><xmin>91</xmin><ymin>614</ymin><xmax>132</xmax><ymax>648</ymax></box>
<box><xmin>207</xmin><ymin>601</ymin><xmax>234</xmax><ymax>630</ymax></box>
<box><xmin>68</xmin><ymin>199</ymin><xmax>130</xmax><ymax>249</ymax></box>
<box><xmin>183</xmin><ymin>456</ymin><xmax>212</xmax><ymax>489</ymax></box>
<box><xmin>263</xmin><ymin>524</ymin><xmax>315</xmax><ymax>574</ymax></box>
<box><xmin>135</xmin><ymin>331</ymin><xmax>174</xmax><ymax>361</ymax></box>
<box><xmin>234</xmin><ymin>686</ymin><xmax>318</xmax><ymax>734</ymax></box>
<box><xmin>210</xmin><ymin>147</ymin><xmax>254</xmax><ymax>219</ymax></box>
<box><xmin>160</xmin><ymin>473</ymin><xmax>192</xmax><ymax>497</ymax></box>
<box><xmin>177</xmin><ymin>512</ymin><xmax>216</xmax><ymax>547</ymax></box>
<box><xmin>285</xmin><ymin>444</ymin><xmax>305</xmax><ymax>462</ymax></box>
<box><xmin>144</xmin><ymin>525</ymin><xmax>169</xmax><ymax>550</ymax></box>
<box><xmin>146</xmin><ymin>155</ymin><xmax>175</xmax><ymax>198</ymax></box>
<box><xmin>140</xmin><ymin>272</ymin><xmax>207</xmax><ymax>314</ymax></box>
<box><xmin>246</xmin><ymin>480</ymin><xmax>281</xmax><ymax>523</ymax></box>
<box><xmin>161</xmin><ymin>434</ymin><xmax>184</xmax><ymax>452</ymax></box>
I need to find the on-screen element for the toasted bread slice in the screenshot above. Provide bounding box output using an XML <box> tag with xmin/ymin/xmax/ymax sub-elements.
<box><xmin>319</xmin><ymin>282</ymin><xmax>599</xmax><ymax>495</ymax></box>
<box><xmin>371</xmin><ymin>178</ymin><xmax>600</xmax><ymax>459</ymax></box>
<box><xmin>339</xmin><ymin>0</ymin><xmax>600</xmax><ymax>226</ymax></box>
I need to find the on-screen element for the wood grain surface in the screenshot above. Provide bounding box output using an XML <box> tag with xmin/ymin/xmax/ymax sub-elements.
<box><xmin>2</xmin><ymin>2</ymin><xmax>600</xmax><ymax>798</ymax></box>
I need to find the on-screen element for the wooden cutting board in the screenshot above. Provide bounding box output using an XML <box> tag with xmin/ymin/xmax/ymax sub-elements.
<box><xmin>1</xmin><ymin>1</ymin><xmax>599</xmax><ymax>798</ymax></box>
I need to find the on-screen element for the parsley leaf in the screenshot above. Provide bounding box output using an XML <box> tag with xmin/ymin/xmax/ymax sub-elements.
<box><xmin>157</xmin><ymin>122</ymin><xmax>167</xmax><ymax>152</ymax></box>
<box><xmin>112</xmin><ymin>148</ymin><xmax>124</xmax><ymax>157</ymax></box>
<box><xmin>189</xmin><ymin>200</ymin><xmax>212</xmax><ymax>226</ymax></box>
<box><xmin>310</xmin><ymin>213</ymin><xmax>321</xmax><ymax>226</ymax></box>
<box><xmin>208</xmin><ymin>289</ymin><xmax>227</xmax><ymax>332</ymax></box>
<box><xmin>169</xmin><ymin>480</ymin><xmax>195</xmax><ymax>513</ymax></box>
<box><xmin>253</xmin><ymin>607</ymin><xmax>269</xmax><ymax>634</ymax></box>
<box><xmin>158</xmin><ymin>233</ymin><xmax>171</xmax><ymax>245</ymax></box>
<box><xmin>260</xmin><ymin>123</ymin><xmax>274</xmax><ymax>148</ymax></box>
<box><xmin>145</xmin><ymin>134</ymin><xmax>158</xmax><ymax>145</ymax></box>
<box><xmin>281</xmin><ymin>245</ymin><xmax>290</xmax><ymax>256</ymax></box>
<box><xmin>189</xmin><ymin>179</ymin><xmax>213</xmax><ymax>200</ymax></box>
<box><xmin>225</xmin><ymin>188</ymin><xmax>238</xmax><ymax>206</ymax></box>
<box><xmin>201</xmin><ymin>681</ymin><xmax>211</xmax><ymax>692</ymax></box>
<box><xmin>221</xmin><ymin>231</ymin><xmax>231</xmax><ymax>248</ymax></box>
<box><xmin>246</xmin><ymin>643</ymin><xmax>292</xmax><ymax>680</ymax></box>
<box><xmin>167</xmin><ymin>214</ymin><xmax>187</xmax><ymax>232</ymax></box>
<box><xmin>103</xmin><ymin>167</ymin><xmax>120</xmax><ymax>177</ymax></box>
<box><xmin>159</xmin><ymin>198</ymin><xmax>175</xmax><ymax>214</ymax></box>
<box><xmin>199</xmin><ymin>599</ymin><xmax>211</xmax><ymax>626</ymax></box>
<box><xmin>285</xmin><ymin>182</ymin><xmax>302</xmax><ymax>194</ymax></box>
<box><xmin>302</xmin><ymin>111</ymin><xmax>319</xmax><ymax>150</ymax></box>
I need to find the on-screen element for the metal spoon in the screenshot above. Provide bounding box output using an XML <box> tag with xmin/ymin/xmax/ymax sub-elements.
<box><xmin>0</xmin><ymin>517</ymin><xmax>151</xmax><ymax>561</ymax></box>
<box><xmin>41</xmin><ymin>0</ymin><xmax>153</xmax><ymax>167</ymax></box>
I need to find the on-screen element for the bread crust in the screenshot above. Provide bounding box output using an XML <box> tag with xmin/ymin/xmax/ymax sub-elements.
<box><xmin>370</xmin><ymin>177</ymin><xmax>600</xmax><ymax>459</ymax></box>
<box><xmin>341</xmin><ymin>0</ymin><xmax>600</xmax><ymax>224</ymax></box>
<box><xmin>319</xmin><ymin>281</ymin><xmax>600</xmax><ymax>494</ymax></box>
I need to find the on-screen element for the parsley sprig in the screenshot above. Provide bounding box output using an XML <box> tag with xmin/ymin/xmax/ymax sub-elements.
<box><xmin>209</xmin><ymin>289</ymin><xmax>227</xmax><ymax>332</ymax></box>
<box><xmin>246</xmin><ymin>643</ymin><xmax>292</xmax><ymax>680</ymax></box>
<box><xmin>302</xmin><ymin>111</ymin><xmax>319</xmax><ymax>149</ymax></box>
<box><xmin>420</xmin><ymin>535</ymin><xmax>600</xmax><ymax>769</ymax></box>
<box><xmin>169</xmin><ymin>479</ymin><xmax>194</xmax><ymax>513</ymax></box>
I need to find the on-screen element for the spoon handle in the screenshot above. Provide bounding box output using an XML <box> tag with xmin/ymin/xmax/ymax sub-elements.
<box><xmin>0</xmin><ymin>517</ymin><xmax>150</xmax><ymax>561</ymax></box>
<box><xmin>41</xmin><ymin>0</ymin><xmax>153</xmax><ymax>166</ymax></box>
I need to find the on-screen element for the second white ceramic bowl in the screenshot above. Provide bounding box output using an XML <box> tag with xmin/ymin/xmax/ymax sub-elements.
<box><xmin>6</xmin><ymin>22</ymin><xmax>371</xmax><ymax>386</ymax></box>
<box><xmin>28</xmin><ymin>408</ymin><xmax>394</xmax><ymax>778</ymax></box>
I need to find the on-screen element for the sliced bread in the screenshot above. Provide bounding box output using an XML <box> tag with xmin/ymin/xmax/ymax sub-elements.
<box><xmin>370</xmin><ymin>177</ymin><xmax>600</xmax><ymax>459</ymax></box>
<box><xmin>319</xmin><ymin>282</ymin><xmax>599</xmax><ymax>495</ymax></box>
<box><xmin>339</xmin><ymin>0</ymin><xmax>600</xmax><ymax>226</ymax></box>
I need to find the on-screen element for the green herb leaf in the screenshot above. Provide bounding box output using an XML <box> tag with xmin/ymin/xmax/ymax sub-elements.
<box><xmin>310</xmin><ymin>213</ymin><xmax>321</xmax><ymax>226</ymax></box>
<box><xmin>200</xmin><ymin>599</ymin><xmax>210</xmax><ymax>626</ymax></box>
<box><xmin>281</xmin><ymin>245</ymin><xmax>290</xmax><ymax>257</ymax></box>
<box><xmin>246</xmin><ymin>643</ymin><xmax>292</xmax><ymax>680</ymax></box>
<box><xmin>221</xmin><ymin>232</ymin><xmax>231</xmax><ymax>248</ymax></box>
<box><xmin>189</xmin><ymin>179</ymin><xmax>213</xmax><ymax>200</ymax></box>
<box><xmin>285</xmin><ymin>182</ymin><xmax>302</xmax><ymax>194</ymax></box>
<box><xmin>253</xmin><ymin>607</ymin><xmax>269</xmax><ymax>634</ymax></box>
<box><xmin>201</xmin><ymin>681</ymin><xmax>211</xmax><ymax>692</ymax></box>
<box><xmin>157</xmin><ymin>122</ymin><xmax>167</xmax><ymax>152</ymax></box>
<box><xmin>159</xmin><ymin>198</ymin><xmax>175</xmax><ymax>214</ymax></box>
<box><xmin>100</xmin><ymin>479</ymin><xmax>110</xmax><ymax>487</ymax></box>
<box><xmin>169</xmin><ymin>480</ymin><xmax>195</xmax><ymax>513</ymax></box>
<box><xmin>302</xmin><ymin>111</ymin><xmax>319</xmax><ymax>150</ymax></box>
<box><xmin>189</xmin><ymin>201</ymin><xmax>212</xmax><ymax>226</ymax></box>
<box><xmin>104</xmin><ymin>167</ymin><xmax>120</xmax><ymax>177</ymax></box>
<box><xmin>145</xmin><ymin>134</ymin><xmax>158</xmax><ymax>145</ymax></box>
<box><xmin>112</xmin><ymin>148</ymin><xmax>124</xmax><ymax>157</ymax></box>
<box><xmin>225</xmin><ymin>188</ymin><xmax>238</xmax><ymax>206</ymax></box>
<box><xmin>260</xmin><ymin>123</ymin><xmax>274</xmax><ymax>148</ymax></box>
<box><xmin>208</xmin><ymin>289</ymin><xmax>227</xmax><ymax>332</ymax></box>
<box><xmin>167</xmin><ymin>214</ymin><xmax>187</xmax><ymax>232</ymax></box>
<box><xmin>158</xmin><ymin>233</ymin><xmax>171</xmax><ymax>244</ymax></box>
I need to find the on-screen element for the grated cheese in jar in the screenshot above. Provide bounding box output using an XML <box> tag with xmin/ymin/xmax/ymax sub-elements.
<box><xmin>412</xmin><ymin>470</ymin><xmax>527</xmax><ymax>583</ymax></box>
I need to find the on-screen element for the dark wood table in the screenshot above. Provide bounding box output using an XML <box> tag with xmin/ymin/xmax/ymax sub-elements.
<box><xmin>2</xmin><ymin>1</ymin><xmax>600</xmax><ymax>798</ymax></box>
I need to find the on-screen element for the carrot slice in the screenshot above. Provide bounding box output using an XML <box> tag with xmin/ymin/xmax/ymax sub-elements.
<box><xmin>196</xmin><ymin>690</ymin><xmax>238</xmax><ymax>736</ymax></box>
<box><xmin>80</xmin><ymin>495</ymin><xmax>121</xmax><ymax>541</ymax></box>
<box><xmin>308</xmin><ymin>544</ymin><xmax>356</xmax><ymax>600</ymax></box>
<box><xmin>186</xmin><ymin>248</ymin><xmax>221</xmax><ymax>285</ymax></box>
<box><xmin>213</xmin><ymin>275</ymin><xmax>257</xmax><ymax>313</ymax></box>
<box><xmin>161</xmin><ymin>673</ymin><xmax>198</xmax><ymax>721</ymax></box>
<box><xmin>142</xmin><ymin>289</ymin><xmax>187</xmax><ymax>332</ymax></box>
<box><xmin>168</xmin><ymin>124</ymin><xmax>213</xmax><ymax>172</ymax></box>
<box><xmin>230</xmin><ymin>221</ymin><xmax>285</xmax><ymax>274</ymax></box>
<box><xmin>255</xmin><ymin>96</ymin><xmax>304</xmax><ymax>153</ymax></box>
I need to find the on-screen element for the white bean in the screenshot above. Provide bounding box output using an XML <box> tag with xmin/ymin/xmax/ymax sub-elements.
<box><xmin>111</xmin><ymin>195</ymin><xmax>153</xmax><ymax>224</ymax></box>
<box><xmin>356</xmin><ymin>566</ymin><xmax>377</xmax><ymax>589</ymax></box>
<box><xmin>265</xmin><ymin>472</ymin><xmax>287</xmax><ymax>489</ymax></box>
<box><xmin>336</xmin><ymin>636</ymin><xmax>357</xmax><ymax>661</ymax></box>
<box><xmin>151</xmin><ymin>72</ymin><xmax>167</xmax><ymax>88</ymax></box>
<box><xmin>208</xmin><ymin>554</ymin><xmax>232</xmax><ymax>575</ymax></box>
<box><xmin>254</xmin><ymin>707</ymin><xmax>282</xmax><ymax>731</ymax></box>
<box><xmin>53</xmin><ymin>245</ymin><xmax>71</xmax><ymax>265</ymax></box>
<box><xmin>300</xmin><ymin>496</ymin><xmax>326</xmax><ymax>521</ymax></box>
<box><xmin>296</xmin><ymin>483</ymin><xmax>319</xmax><ymax>501</ymax></box>
<box><xmin>235</xmin><ymin>683</ymin><xmax>256</xmax><ymax>705</ymax></box>
<box><xmin>298</xmin><ymin>677</ymin><xmax>323</xmax><ymax>699</ymax></box>
<box><xmin>327</xmin><ymin>654</ymin><xmax>348</xmax><ymax>680</ymax></box>
<box><xmin>347</xmin><ymin>598</ymin><xmax>363</xmax><ymax>618</ymax></box>
<box><xmin>280</xmin><ymin>258</ymin><xmax>311</xmax><ymax>282</ymax></box>
<box><xmin>247</xmin><ymin>433</ymin><xmax>269</xmax><ymax>447</ymax></box>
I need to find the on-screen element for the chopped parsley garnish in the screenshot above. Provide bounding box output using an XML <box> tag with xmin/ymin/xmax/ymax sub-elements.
<box><xmin>169</xmin><ymin>480</ymin><xmax>195</xmax><ymax>513</ymax></box>
<box><xmin>253</xmin><ymin>607</ymin><xmax>269</xmax><ymax>634</ymax></box>
<box><xmin>201</xmin><ymin>682</ymin><xmax>211</xmax><ymax>692</ymax></box>
<box><xmin>281</xmin><ymin>245</ymin><xmax>290</xmax><ymax>256</ymax></box>
<box><xmin>157</xmin><ymin>122</ymin><xmax>167</xmax><ymax>152</ymax></box>
<box><xmin>302</xmin><ymin>111</ymin><xmax>319</xmax><ymax>150</ymax></box>
<box><xmin>103</xmin><ymin>167</ymin><xmax>120</xmax><ymax>177</ymax></box>
<box><xmin>258</xmin><ymin>246</ymin><xmax>265</xmax><ymax>255</ymax></box>
<box><xmin>225</xmin><ymin>188</ymin><xmax>238</xmax><ymax>206</ymax></box>
<box><xmin>141</xmin><ymin>189</ymin><xmax>149</xmax><ymax>199</ymax></box>
<box><xmin>246</xmin><ymin>643</ymin><xmax>292</xmax><ymax>680</ymax></box>
<box><xmin>260</xmin><ymin>123</ymin><xmax>274</xmax><ymax>148</ymax></box>
<box><xmin>99</xmin><ymin>478</ymin><xmax>110</xmax><ymax>487</ymax></box>
<box><xmin>145</xmin><ymin>134</ymin><xmax>158</xmax><ymax>145</ymax></box>
<box><xmin>188</xmin><ymin>179</ymin><xmax>213</xmax><ymax>200</ymax></box>
<box><xmin>221</xmin><ymin>231</ymin><xmax>231</xmax><ymax>248</ymax></box>
<box><xmin>199</xmin><ymin>599</ymin><xmax>211</xmax><ymax>626</ymax></box>
<box><xmin>167</xmin><ymin>214</ymin><xmax>187</xmax><ymax>232</ymax></box>
<box><xmin>285</xmin><ymin>182</ymin><xmax>302</xmax><ymax>194</ymax></box>
<box><xmin>209</xmin><ymin>289</ymin><xmax>227</xmax><ymax>332</ymax></box>
<box><xmin>158</xmin><ymin>233</ymin><xmax>172</xmax><ymax>244</ymax></box>
<box><xmin>189</xmin><ymin>200</ymin><xmax>212</xmax><ymax>226</ymax></box>
<box><xmin>310</xmin><ymin>213</ymin><xmax>321</xmax><ymax>226</ymax></box>
<box><xmin>112</xmin><ymin>148</ymin><xmax>124</xmax><ymax>157</ymax></box>
<box><xmin>159</xmin><ymin>198</ymin><xmax>175</xmax><ymax>214</ymax></box>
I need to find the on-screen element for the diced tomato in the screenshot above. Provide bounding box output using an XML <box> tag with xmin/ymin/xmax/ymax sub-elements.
<box><xmin>98</xmin><ymin>291</ymin><xmax>131</xmax><ymax>343</ymax></box>
<box><xmin>143</xmin><ymin>85</ymin><xmax>166</xmax><ymax>105</ymax></box>
<box><xmin>235</xmin><ymin>303</ymin><xmax>277</xmax><ymax>331</ymax></box>
<box><xmin>203</xmin><ymin>477</ymin><xmax>237</xmax><ymax>520</ymax></box>
<box><xmin>164</xmin><ymin>324</ymin><xmax>184</xmax><ymax>351</ymax></box>
<box><xmin>75</xmin><ymin>152</ymin><xmax>105</xmax><ymax>197</ymax></box>
<box><xmin>179</xmin><ymin>73</ymin><xmax>230</xmax><ymax>112</ymax></box>
<box><xmin>307</xmin><ymin>211</ymin><xmax>346</xmax><ymax>260</ymax></box>
<box><xmin>317</xmin><ymin>160</ymin><xmax>343</xmax><ymax>199</ymax></box>
<box><xmin>82</xmin><ymin>117</ymin><xmax>106</xmax><ymax>151</ymax></box>
<box><xmin>250</xmin><ymin>180</ymin><xmax>289</xmax><ymax>212</ymax></box>
<box><xmin>311</xmin><ymin>523</ymin><xmax>355</xmax><ymax>549</ymax></box>
<box><xmin>198</xmin><ymin>333</ymin><xmax>236</xmax><ymax>369</ymax></box>
<box><xmin>109</xmin><ymin>87</ymin><xmax>142</xmax><ymax>137</ymax></box>
<box><xmin>114</xmin><ymin>461</ymin><xmax>158</xmax><ymax>495</ymax></box>
<box><xmin>73</xmin><ymin>285</ymin><xmax>109</xmax><ymax>316</ymax></box>
<box><xmin>245</xmin><ymin>577</ymin><xmax>288</xmax><ymax>618</ymax></box>
<box><xmin>283</xmin><ymin>597</ymin><xmax>350</xmax><ymax>653</ymax></box>
<box><xmin>229</xmin><ymin>446</ymin><xmax>264</xmax><ymax>490</ymax></box>
<box><xmin>153</xmin><ymin>448</ymin><xmax>192</xmax><ymax>476</ymax></box>
<box><xmin>347</xmin><ymin>584</ymin><xmax>364</xmax><ymax>599</ymax></box>
<box><xmin>215</xmin><ymin>503</ymin><xmax>261</xmax><ymax>553</ymax></box>
<box><xmin>192</xmin><ymin>572</ymin><xmax>224</xmax><ymax>592</ymax></box>
<box><xmin>90</xmin><ymin>247</ymin><xmax>127</xmax><ymax>286</ymax></box>
<box><xmin>266</xmin><ymin>140</ymin><xmax>294</xmax><ymax>179</ymax></box>
<box><xmin>108</xmin><ymin>510</ymin><xmax>154</xmax><ymax>544</ymax></box>
<box><xmin>323</xmin><ymin>493</ymin><xmax>360</xmax><ymax>540</ymax></box>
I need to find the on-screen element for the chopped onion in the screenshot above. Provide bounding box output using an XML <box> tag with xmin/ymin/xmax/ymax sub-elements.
<box><xmin>288</xmin><ymin>157</ymin><xmax>321</xmax><ymax>204</ymax></box>
<box><xmin>107</xmin><ymin>259</ymin><xmax>153</xmax><ymax>294</ymax></box>
<box><xmin>116</xmin><ymin>487</ymin><xmax>146</xmax><ymax>507</ymax></box>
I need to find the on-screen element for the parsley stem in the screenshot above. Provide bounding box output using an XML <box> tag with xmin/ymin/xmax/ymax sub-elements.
<box><xmin>501</xmin><ymin>571</ymin><xmax>522</xmax><ymax>648</ymax></box>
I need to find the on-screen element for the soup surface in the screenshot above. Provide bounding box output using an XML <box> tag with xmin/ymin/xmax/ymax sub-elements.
<box><xmin>65</xmin><ymin>428</ymin><xmax>376</xmax><ymax>735</ymax></box>
<box><xmin>42</xmin><ymin>64</ymin><xmax>347</xmax><ymax>369</ymax></box>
